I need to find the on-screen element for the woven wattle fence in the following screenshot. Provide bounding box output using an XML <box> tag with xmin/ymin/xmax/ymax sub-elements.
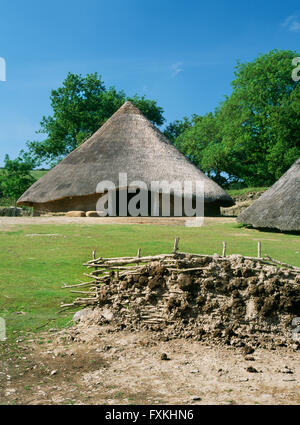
<box><xmin>60</xmin><ymin>238</ymin><xmax>300</xmax><ymax>309</ymax></box>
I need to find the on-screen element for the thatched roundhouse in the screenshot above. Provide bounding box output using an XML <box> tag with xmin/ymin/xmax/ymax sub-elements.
<box><xmin>17</xmin><ymin>101</ymin><xmax>234</xmax><ymax>216</ymax></box>
<box><xmin>237</xmin><ymin>157</ymin><xmax>300</xmax><ymax>231</ymax></box>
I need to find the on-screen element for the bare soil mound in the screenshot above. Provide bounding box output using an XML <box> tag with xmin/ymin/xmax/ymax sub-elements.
<box><xmin>67</xmin><ymin>253</ymin><xmax>300</xmax><ymax>350</ymax></box>
<box><xmin>221</xmin><ymin>190</ymin><xmax>265</xmax><ymax>216</ymax></box>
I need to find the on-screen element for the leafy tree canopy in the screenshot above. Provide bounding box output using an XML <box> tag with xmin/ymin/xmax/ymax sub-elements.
<box><xmin>28</xmin><ymin>72</ymin><xmax>165</xmax><ymax>166</ymax></box>
<box><xmin>163</xmin><ymin>116</ymin><xmax>195</xmax><ymax>143</ymax></box>
<box><xmin>0</xmin><ymin>152</ymin><xmax>37</xmax><ymax>200</ymax></box>
<box><xmin>171</xmin><ymin>49</ymin><xmax>300</xmax><ymax>187</ymax></box>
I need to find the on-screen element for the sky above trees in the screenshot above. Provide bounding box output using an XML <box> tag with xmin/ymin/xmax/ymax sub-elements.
<box><xmin>0</xmin><ymin>0</ymin><xmax>300</xmax><ymax>165</ymax></box>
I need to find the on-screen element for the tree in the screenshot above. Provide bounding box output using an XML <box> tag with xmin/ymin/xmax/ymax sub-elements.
<box><xmin>216</xmin><ymin>49</ymin><xmax>300</xmax><ymax>186</ymax></box>
<box><xmin>28</xmin><ymin>72</ymin><xmax>165</xmax><ymax>165</ymax></box>
<box><xmin>173</xmin><ymin>49</ymin><xmax>300</xmax><ymax>187</ymax></box>
<box><xmin>0</xmin><ymin>152</ymin><xmax>37</xmax><ymax>200</ymax></box>
<box><xmin>163</xmin><ymin>116</ymin><xmax>194</xmax><ymax>143</ymax></box>
<box><xmin>172</xmin><ymin>112</ymin><xmax>232</xmax><ymax>186</ymax></box>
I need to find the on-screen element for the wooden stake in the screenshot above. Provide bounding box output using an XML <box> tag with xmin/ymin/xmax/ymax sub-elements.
<box><xmin>264</xmin><ymin>255</ymin><xmax>300</xmax><ymax>271</ymax></box>
<box><xmin>257</xmin><ymin>241</ymin><xmax>261</xmax><ymax>258</ymax></box>
<box><xmin>173</xmin><ymin>237</ymin><xmax>180</xmax><ymax>253</ymax></box>
<box><xmin>136</xmin><ymin>248</ymin><xmax>141</xmax><ymax>266</ymax></box>
<box><xmin>222</xmin><ymin>241</ymin><xmax>226</xmax><ymax>257</ymax></box>
<box><xmin>92</xmin><ymin>250</ymin><xmax>96</xmax><ymax>260</ymax></box>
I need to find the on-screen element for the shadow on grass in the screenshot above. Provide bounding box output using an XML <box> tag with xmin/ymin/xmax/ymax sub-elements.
<box><xmin>240</xmin><ymin>224</ymin><xmax>300</xmax><ymax>236</ymax></box>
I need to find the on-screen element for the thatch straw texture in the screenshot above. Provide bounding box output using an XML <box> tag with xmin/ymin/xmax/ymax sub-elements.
<box><xmin>17</xmin><ymin>101</ymin><xmax>234</xmax><ymax>213</ymax></box>
<box><xmin>237</xmin><ymin>157</ymin><xmax>300</xmax><ymax>231</ymax></box>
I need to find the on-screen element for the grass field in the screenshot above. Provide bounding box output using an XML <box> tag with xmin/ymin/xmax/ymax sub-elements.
<box><xmin>0</xmin><ymin>168</ymin><xmax>47</xmax><ymax>180</ymax></box>
<box><xmin>30</xmin><ymin>170</ymin><xmax>48</xmax><ymax>179</ymax></box>
<box><xmin>227</xmin><ymin>187</ymin><xmax>268</xmax><ymax>197</ymax></box>
<box><xmin>0</xmin><ymin>220</ymin><xmax>299</xmax><ymax>339</ymax></box>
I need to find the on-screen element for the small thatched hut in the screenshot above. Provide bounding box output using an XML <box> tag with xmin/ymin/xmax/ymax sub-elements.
<box><xmin>17</xmin><ymin>101</ymin><xmax>234</xmax><ymax>216</ymax></box>
<box><xmin>237</xmin><ymin>157</ymin><xmax>300</xmax><ymax>231</ymax></box>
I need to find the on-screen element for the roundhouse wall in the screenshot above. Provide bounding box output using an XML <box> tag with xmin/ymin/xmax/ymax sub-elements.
<box><xmin>29</xmin><ymin>191</ymin><xmax>221</xmax><ymax>216</ymax></box>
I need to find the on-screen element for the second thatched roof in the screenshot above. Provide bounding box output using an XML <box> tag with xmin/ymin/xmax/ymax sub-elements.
<box><xmin>237</xmin><ymin>157</ymin><xmax>300</xmax><ymax>231</ymax></box>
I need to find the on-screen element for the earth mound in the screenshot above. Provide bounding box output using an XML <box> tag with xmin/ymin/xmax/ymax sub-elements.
<box><xmin>64</xmin><ymin>252</ymin><xmax>300</xmax><ymax>350</ymax></box>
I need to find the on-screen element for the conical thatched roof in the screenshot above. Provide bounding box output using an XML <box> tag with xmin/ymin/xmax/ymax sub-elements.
<box><xmin>17</xmin><ymin>101</ymin><xmax>234</xmax><ymax>208</ymax></box>
<box><xmin>237</xmin><ymin>157</ymin><xmax>300</xmax><ymax>231</ymax></box>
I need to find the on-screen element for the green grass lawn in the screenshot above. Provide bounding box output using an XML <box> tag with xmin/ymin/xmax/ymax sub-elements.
<box><xmin>0</xmin><ymin>221</ymin><xmax>299</xmax><ymax>339</ymax></box>
<box><xmin>227</xmin><ymin>187</ymin><xmax>269</xmax><ymax>197</ymax></box>
<box><xmin>30</xmin><ymin>170</ymin><xmax>48</xmax><ymax>179</ymax></box>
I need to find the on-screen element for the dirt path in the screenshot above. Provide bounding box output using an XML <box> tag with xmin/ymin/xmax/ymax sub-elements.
<box><xmin>1</xmin><ymin>326</ymin><xmax>299</xmax><ymax>405</ymax></box>
<box><xmin>0</xmin><ymin>216</ymin><xmax>236</xmax><ymax>231</ymax></box>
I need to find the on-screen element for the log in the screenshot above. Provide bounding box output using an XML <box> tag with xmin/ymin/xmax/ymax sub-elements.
<box><xmin>264</xmin><ymin>256</ymin><xmax>300</xmax><ymax>271</ymax></box>
<box><xmin>86</xmin><ymin>265</ymin><xmax>139</xmax><ymax>271</ymax></box>
<box><xmin>70</xmin><ymin>290</ymin><xmax>98</xmax><ymax>294</ymax></box>
<box><xmin>86</xmin><ymin>253</ymin><xmax>175</xmax><ymax>267</ymax></box>
<box><xmin>167</xmin><ymin>267</ymin><xmax>205</xmax><ymax>273</ymax></box>
<box><xmin>61</xmin><ymin>281</ymin><xmax>98</xmax><ymax>289</ymax></box>
<box><xmin>83</xmin><ymin>273</ymin><xmax>109</xmax><ymax>280</ymax></box>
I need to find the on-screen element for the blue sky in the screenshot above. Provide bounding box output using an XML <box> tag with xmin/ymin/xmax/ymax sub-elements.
<box><xmin>0</xmin><ymin>0</ymin><xmax>299</xmax><ymax>166</ymax></box>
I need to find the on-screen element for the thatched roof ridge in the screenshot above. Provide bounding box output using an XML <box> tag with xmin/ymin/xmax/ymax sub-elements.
<box><xmin>237</xmin><ymin>157</ymin><xmax>300</xmax><ymax>231</ymax></box>
<box><xmin>17</xmin><ymin>101</ymin><xmax>234</xmax><ymax>207</ymax></box>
